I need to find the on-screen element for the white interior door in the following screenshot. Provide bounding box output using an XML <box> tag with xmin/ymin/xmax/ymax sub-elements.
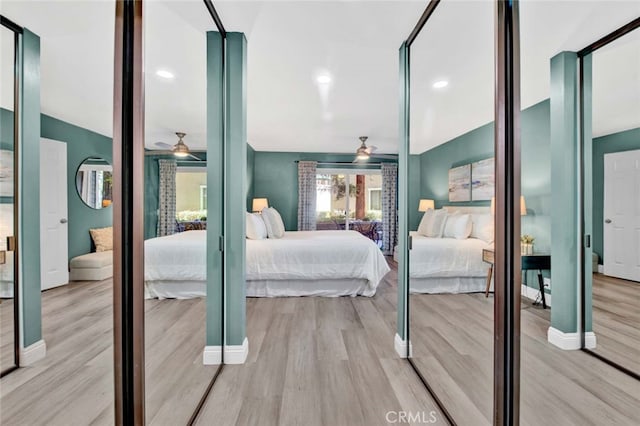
<box><xmin>40</xmin><ymin>138</ymin><xmax>69</xmax><ymax>290</ymax></box>
<box><xmin>603</xmin><ymin>149</ymin><xmax>640</xmax><ymax>282</ymax></box>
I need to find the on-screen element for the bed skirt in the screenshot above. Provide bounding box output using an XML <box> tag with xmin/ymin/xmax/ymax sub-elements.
<box><xmin>145</xmin><ymin>278</ymin><xmax>374</xmax><ymax>299</ymax></box>
<box><xmin>409</xmin><ymin>276</ymin><xmax>488</xmax><ymax>294</ymax></box>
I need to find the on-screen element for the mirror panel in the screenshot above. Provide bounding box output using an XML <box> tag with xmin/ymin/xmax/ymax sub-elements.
<box><xmin>75</xmin><ymin>157</ymin><xmax>113</xmax><ymax>210</ymax></box>
<box><xmin>408</xmin><ymin>2</ymin><xmax>495</xmax><ymax>424</ymax></box>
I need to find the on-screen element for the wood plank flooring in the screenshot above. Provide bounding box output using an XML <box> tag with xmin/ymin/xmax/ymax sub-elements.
<box><xmin>0</xmin><ymin>298</ymin><xmax>16</xmax><ymax>373</ymax></box>
<box><xmin>591</xmin><ymin>273</ymin><xmax>640</xmax><ymax>373</ymax></box>
<box><xmin>0</xmin><ymin>279</ymin><xmax>219</xmax><ymax>425</ymax></box>
<box><xmin>194</xmin><ymin>260</ymin><xmax>446</xmax><ymax>426</ymax></box>
<box><xmin>410</xmin><ymin>290</ymin><xmax>640</xmax><ymax>426</ymax></box>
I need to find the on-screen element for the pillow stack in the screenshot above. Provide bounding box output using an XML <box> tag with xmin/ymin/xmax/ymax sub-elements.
<box><xmin>245</xmin><ymin>207</ymin><xmax>286</xmax><ymax>239</ymax></box>
<box><xmin>416</xmin><ymin>209</ymin><xmax>493</xmax><ymax>242</ymax></box>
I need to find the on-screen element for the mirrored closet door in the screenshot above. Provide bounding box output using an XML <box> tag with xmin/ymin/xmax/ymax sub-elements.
<box><xmin>407</xmin><ymin>2</ymin><xmax>496</xmax><ymax>424</ymax></box>
<box><xmin>0</xmin><ymin>21</ymin><xmax>18</xmax><ymax>377</ymax></box>
<box><xmin>143</xmin><ymin>1</ymin><xmax>223</xmax><ymax>423</ymax></box>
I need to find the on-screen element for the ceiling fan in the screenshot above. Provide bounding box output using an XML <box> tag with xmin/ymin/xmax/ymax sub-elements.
<box><xmin>353</xmin><ymin>136</ymin><xmax>397</xmax><ymax>162</ymax></box>
<box><xmin>146</xmin><ymin>132</ymin><xmax>204</xmax><ymax>161</ymax></box>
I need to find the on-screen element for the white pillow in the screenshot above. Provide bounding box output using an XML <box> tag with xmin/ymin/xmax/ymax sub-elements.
<box><xmin>470</xmin><ymin>213</ymin><xmax>494</xmax><ymax>243</ymax></box>
<box><xmin>417</xmin><ymin>209</ymin><xmax>448</xmax><ymax>237</ymax></box>
<box><xmin>261</xmin><ymin>207</ymin><xmax>285</xmax><ymax>238</ymax></box>
<box><xmin>246</xmin><ymin>212</ymin><xmax>267</xmax><ymax>240</ymax></box>
<box><xmin>443</xmin><ymin>214</ymin><xmax>472</xmax><ymax>239</ymax></box>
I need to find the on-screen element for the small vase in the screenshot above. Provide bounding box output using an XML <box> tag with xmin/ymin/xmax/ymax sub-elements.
<box><xmin>521</xmin><ymin>243</ymin><xmax>533</xmax><ymax>255</ymax></box>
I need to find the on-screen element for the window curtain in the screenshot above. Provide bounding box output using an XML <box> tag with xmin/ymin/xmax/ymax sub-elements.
<box><xmin>381</xmin><ymin>163</ymin><xmax>398</xmax><ymax>255</ymax></box>
<box><xmin>157</xmin><ymin>159</ymin><xmax>177</xmax><ymax>236</ymax></box>
<box><xmin>297</xmin><ymin>161</ymin><xmax>317</xmax><ymax>231</ymax></box>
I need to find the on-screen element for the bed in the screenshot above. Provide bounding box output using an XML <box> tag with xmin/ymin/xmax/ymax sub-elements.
<box><xmin>395</xmin><ymin>206</ymin><xmax>492</xmax><ymax>294</ymax></box>
<box><xmin>144</xmin><ymin>230</ymin><xmax>390</xmax><ymax>299</ymax></box>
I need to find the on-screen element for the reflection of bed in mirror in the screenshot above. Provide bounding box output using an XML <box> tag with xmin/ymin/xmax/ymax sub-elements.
<box><xmin>397</xmin><ymin>206</ymin><xmax>492</xmax><ymax>294</ymax></box>
<box><xmin>144</xmin><ymin>230</ymin><xmax>390</xmax><ymax>299</ymax></box>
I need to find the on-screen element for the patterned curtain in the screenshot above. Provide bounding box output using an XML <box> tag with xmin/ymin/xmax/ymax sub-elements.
<box><xmin>297</xmin><ymin>161</ymin><xmax>317</xmax><ymax>231</ymax></box>
<box><xmin>157</xmin><ymin>159</ymin><xmax>177</xmax><ymax>236</ymax></box>
<box><xmin>381</xmin><ymin>163</ymin><xmax>398</xmax><ymax>255</ymax></box>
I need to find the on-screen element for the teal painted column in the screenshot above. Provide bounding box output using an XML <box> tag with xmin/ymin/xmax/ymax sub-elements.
<box><xmin>225</xmin><ymin>33</ymin><xmax>247</xmax><ymax>348</ymax></box>
<box><xmin>549</xmin><ymin>51</ymin><xmax>580</xmax><ymax>338</ymax></box>
<box><xmin>582</xmin><ymin>54</ymin><xmax>593</xmax><ymax>334</ymax></box>
<box><xmin>396</xmin><ymin>42</ymin><xmax>409</xmax><ymax>352</ymax></box>
<box><xmin>19</xmin><ymin>29</ymin><xmax>42</xmax><ymax>349</ymax></box>
<box><xmin>206</xmin><ymin>31</ymin><xmax>224</xmax><ymax>348</ymax></box>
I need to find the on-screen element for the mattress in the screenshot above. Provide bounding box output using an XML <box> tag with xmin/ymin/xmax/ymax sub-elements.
<box><xmin>395</xmin><ymin>232</ymin><xmax>491</xmax><ymax>294</ymax></box>
<box><xmin>144</xmin><ymin>230</ymin><xmax>390</xmax><ymax>298</ymax></box>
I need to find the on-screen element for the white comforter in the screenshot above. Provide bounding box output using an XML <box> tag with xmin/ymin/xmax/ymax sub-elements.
<box><xmin>407</xmin><ymin>232</ymin><xmax>490</xmax><ymax>278</ymax></box>
<box><xmin>144</xmin><ymin>230</ymin><xmax>390</xmax><ymax>296</ymax></box>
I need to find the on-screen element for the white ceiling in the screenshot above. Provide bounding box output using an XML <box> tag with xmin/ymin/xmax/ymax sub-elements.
<box><xmin>1</xmin><ymin>1</ymin><xmax>639</xmax><ymax>155</ymax></box>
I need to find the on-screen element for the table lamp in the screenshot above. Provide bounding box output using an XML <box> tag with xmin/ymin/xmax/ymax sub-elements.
<box><xmin>418</xmin><ymin>199</ymin><xmax>435</xmax><ymax>212</ymax></box>
<box><xmin>252</xmin><ymin>198</ymin><xmax>269</xmax><ymax>213</ymax></box>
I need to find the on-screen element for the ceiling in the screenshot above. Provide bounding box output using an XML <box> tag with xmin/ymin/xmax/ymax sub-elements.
<box><xmin>1</xmin><ymin>1</ymin><xmax>639</xmax><ymax>156</ymax></box>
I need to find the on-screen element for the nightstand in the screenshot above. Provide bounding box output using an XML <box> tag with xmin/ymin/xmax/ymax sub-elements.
<box><xmin>482</xmin><ymin>249</ymin><xmax>551</xmax><ymax>309</ymax></box>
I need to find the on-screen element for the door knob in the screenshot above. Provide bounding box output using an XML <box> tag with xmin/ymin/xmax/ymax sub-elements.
<box><xmin>60</xmin><ymin>218</ymin><xmax>68</xmax><ymax>224</ymax></box>
<box><xmin>604</xmin><ymin>219</ymin><xmax>612</xmax><ymax>224</ymax></box>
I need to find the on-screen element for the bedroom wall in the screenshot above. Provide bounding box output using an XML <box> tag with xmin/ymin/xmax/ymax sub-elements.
<box><xmin>592</xmin><ymin>127</ymin><xmax>640</xmax><ymax>265</ymax></box>
<box><xmin>417</xmin><ymin>100</ymin><xmax>552</xmax><ymax>289</ymax></box>
<box><xmin>252</xmin><ymin>151</ymin><xmax>397</xmax><ymax>230</ymax></box>
<box><xmin>0</xmin><ymin>109</ymin><xmax>113</xmax><ymax>262</ymax></box>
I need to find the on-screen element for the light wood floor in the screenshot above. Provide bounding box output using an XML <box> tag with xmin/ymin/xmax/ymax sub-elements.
<box><xmin>0</xmin><ymin>298</ymin><xmax>16</xmax><ymax>373</ymax></box>
<box><xmin>410</xmin><ymin>291</ymin><xmax>640</xmax><ymax>425</ymax></box>
<box><xmin>592</xmin><ymin>273</ymin><xmax>640</xmax><ymax>374</ymax></box>
<box><xmin>0</xmin><ymin>279</ymin><xmax>219</xmax><ymax>425</ymax></box>
<box><xmin>194</xmin><ymin>260</ymin><xmax>446</xmax><ymax>426</ymax></box>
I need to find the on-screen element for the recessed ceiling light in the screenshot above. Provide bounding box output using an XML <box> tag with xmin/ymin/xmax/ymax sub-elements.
<box><xmin>433</xmin><ymin>80</ymin><xmax>449</xmax><ymax>89</ymax></box>
<box><xmin>156</xmin><ymin>69</ymin><xmax>175</xmax><ymax>80</ymax></box>
<box><xmin>316</xmin><ymin>74</ymin><xmax>332</xmax><ymax>84</ymax></box>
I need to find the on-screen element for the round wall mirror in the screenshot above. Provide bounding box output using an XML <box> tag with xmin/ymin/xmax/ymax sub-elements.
<box><xmin>76</xmin><ymin>157</ymin><xmax>113</xmax><ymax>209</ymax></box>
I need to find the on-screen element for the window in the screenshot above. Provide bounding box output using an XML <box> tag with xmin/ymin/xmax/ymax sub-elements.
<box><xmin>175</xmin><ymin>168</ymin><xmax>207</xmax><ymax>221</ymax></box>
<box><xmin>368</xmin><ymin>188</ymin><xmax>382</xmax><ymax>211</ymax></box>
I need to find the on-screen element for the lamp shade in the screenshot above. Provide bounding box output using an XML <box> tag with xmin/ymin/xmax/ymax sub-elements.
<box><xmin>252</xmin><ymin>198</ymin><xmax>269</xmax><ymax>212</ymax></box>
<box><xmin>490</xmin><ymin>196</ymin><xmax>527</xmax><ymax>216</ymax></box>
<box><xmin>418</xmin><ymin>199</ymin><xmax>435</xmax><ymax>212</ymax></box>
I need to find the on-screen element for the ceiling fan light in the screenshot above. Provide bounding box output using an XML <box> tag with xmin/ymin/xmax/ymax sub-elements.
<box><xmin>172</xmin><ymin>132</ymin><xmax>190</xmax><ymax>157</ymax></box>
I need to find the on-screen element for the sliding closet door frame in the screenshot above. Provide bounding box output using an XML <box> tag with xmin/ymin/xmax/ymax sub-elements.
<box><xmin>578</xmin><ymin>17</ymin><xmax>640</xmax><ymax>381</ymax></box>
<box><xmin>401</xmin><ymin>1</ymin><xmax>522</xmax><ymax>424</ymax></box>
<box><xmin>0</xmin><ymin>15</ymin><xmax>23</xmax><ymax>378</ymax></box>
<box><xmin>113</xmin><ymin>0</ymin><xmax>145</xmax><ymax>423</ymax></box>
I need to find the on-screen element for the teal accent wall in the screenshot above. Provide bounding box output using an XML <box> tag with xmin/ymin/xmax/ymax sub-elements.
<box><xmin>1</xmin><ymin>109</ymin><xmax>113</xmax><ymax>260</ymax></box>
<box><xmin>417</xmin><ymin>100</ymin><xmax>552</xmax><ymax>289</ymax></box>
<box><xmin>582</xmin><ymin>55</ymin><xmax>593</xmax><ymax>332</ymax></box>
<box><xmin>206</xmin><ymin>30</ymin><xmax>223</xmax><ymax>347</ymax></box>
<box><xmin>20</xmin><ymin>29</ymin><xmax>42</xmax><ymax>347</ymax></box>
<box><xmin>253</xmin><ymin>152</ymin><xmax>397</xmax><ymax>231</ymax></box>
<box><xmin>408</xmin><ymin>155</ymin><xmax>422</xmax><ymax>231</ymax></box>
<box><xmin>246</xmin><ymin>143</ymin><xmax>255</xmax><ymax>211</ymax></box>
<box><xmin>592</xmin><ymin>127</ymin><xmax>640</xmax><ymax>264</ymax></box>
<box><xmin>225</xmin><ymin>32</ymin><xmax>247</xmax><ymax>346</ymax></box>
<box><xmin>550</xmin><ymin>51</ymin><xmax>579</xmax><ymax>334</ymax></box>
<box><xmin>41</xmin><ymin>115</ymin><xmax>112</xmax><ymax>260</ymax></box>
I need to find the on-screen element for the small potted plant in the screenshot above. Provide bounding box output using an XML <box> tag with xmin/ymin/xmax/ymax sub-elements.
<box><xmin>521</xmin><ymin>234</ymin><xmax>535</xmax><ymax>255</ymax></box>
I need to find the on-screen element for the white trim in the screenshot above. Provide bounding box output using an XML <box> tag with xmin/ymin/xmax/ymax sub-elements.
<box><xmin>394</xmin><ymin>333</ymin><xmax>412</xmax><ymax>358</ymax></box>
<box><xmin>202</xmin><ymin>346</ymin><xmax>222</xmax><ymax>365</ymax></box>
<box><xmin>585</xmin><ymin>332</ymin><xmax>597</xmax><ymax>349</ymax></box>
<box><xmin>597</xmin><ymin>264</ymin><xmax>604</xmax><ymax>274</ymax></box>
<box><xmin>224</xmin><ymin>337</ymin><xmax>249</xmax><ymax>364</ymax></box>
<box><xmin>20</xmin><ymin>339</ymin><xmax>46</xmax><ymax>365</ymax></box>
<box><xmin>521</xmin><ymin>284</ymin><xmax>552</xmax><ymax>307</ymax></box>
<box><xmin>547</xmin><ymin>327</ymin><xmax>580</xmax><ymax>350</ymax></box>
<box><xmin>202</xmin><ymin>337</ymin><xmax>249</xmax><ymax>365</ymax></box>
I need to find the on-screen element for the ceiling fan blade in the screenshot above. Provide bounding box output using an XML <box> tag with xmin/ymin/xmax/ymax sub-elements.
<box><xmin>154</xmin><ymin>141</ymin><xmax>173</xmax><ymax>149</ymax></box>
<box><xmin>144</xmin><ymin>150</ymin><xmax>174</xmax><ymax>156</ymax></box>
<box><xmin>187</xmin><ymin>153</ymin><xmax>203</xmax><ymax>161</ymax></box>
<box><xmin>366</xmin><ymin>145</ymin><xmax>378</xmax><ymax>154</ymax></box>
<box><xmin>371</xmin><ymin>153</ymin><xmax>398</xmax><ymax>159</ymax></box>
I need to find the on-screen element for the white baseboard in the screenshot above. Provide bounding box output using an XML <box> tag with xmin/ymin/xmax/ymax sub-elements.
<box><xmin>597</xmin><ymin>265</ymin><xmax>604</xmax><ymax>274</ymax></box>
<box><xmin>202</xmin><ymin>346</ymin><xmax>222</xmax><ymax>365</ymax></box>
<box><xmin>547</xmin><ymin>327</ymin><xmax>596</xmax><ymax>350</ymax></box>
<box><xmin>394</xmin><ymin>333</ymin><xmax>412</xmax><ymax>358</ymax></box>
<box><xmin>521</xmin><ymin>284</ymin><xmax>552</xmax><ymax>307</ymax></box>
<box><xmin>203</xmin><ymin>338</ymin><xmax>249</xmax><ymax>365</ymax></box>
<box><xmin>20</xmin><ymin>339</ymin><xmax>46</xmax><ymax>365</ymax></box>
